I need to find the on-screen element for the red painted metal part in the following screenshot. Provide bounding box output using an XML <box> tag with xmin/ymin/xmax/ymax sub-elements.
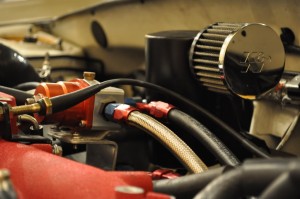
<box><xmin>30</xmin><ymin>143</ymin><xmax>53</xmax><ymax>153</ymax></box>
<box><xmin>113</xmin><ymin>104</ymin><xmax>137</xmax><ymax>121</ymax></box>
<box><xmin>136</xmin><ymin>101</ymin><xmax>175</xmax><ymax>119</ymax></box>
<box><xmin>151</xmin><ymin>169</ymin><xmax>180</xmax><ymax>180</ymax></box>
<box><xmin>34</xmin><ymin>79</ymin><xmax>95</xmax><ymax>128</ymax></box>
<box><xmin>0</xmin><ymin>140</ymin><xmax>161</xmax><ymax>199</ymax></box>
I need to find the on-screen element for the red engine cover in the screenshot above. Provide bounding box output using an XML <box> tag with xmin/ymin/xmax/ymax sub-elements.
<box><xmin>0</xmin><ymin>140</ymin><xmax>171</xmax><ymax>199</ymax></box>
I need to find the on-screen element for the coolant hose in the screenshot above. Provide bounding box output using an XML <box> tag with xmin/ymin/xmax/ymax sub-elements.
<box><xmin>168</xmin><ymin>109</ymin><xmax>240</xmax><ymax>166</ymax></box>
<box><xmin>194</xmin><ymin>158</ymin><xmax>300</xmax><ymax>199</ymax></box>
<box><xmin>127</xmin><ymin>111</ymin><xmax>208</xmax><ymax>173</ymax></box>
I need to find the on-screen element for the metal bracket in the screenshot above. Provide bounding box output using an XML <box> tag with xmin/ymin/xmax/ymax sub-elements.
<box><xmin>0</xmin><ymin>102</ymin><xmax>12</xmax><ymax>140</ymax></box>
<box><xmin>46</xmin><ymin>125</ymin><xmax>118</xmax><ymax>170</ymax></box>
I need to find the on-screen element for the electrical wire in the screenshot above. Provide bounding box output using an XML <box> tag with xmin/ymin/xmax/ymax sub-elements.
<box><xmin>49</xmin><ymin>78</ymin><xmax>271</xmax><ymax>158</ymax></box>
<box><xmin>127</xmin><ymin>111</ymin><xmax>208</xmax><ymax>173</ymax></box>
<box><xmin>168</xmin><ymin>109</ymin><xmax>240</xmax><ymax>166</ymax></box>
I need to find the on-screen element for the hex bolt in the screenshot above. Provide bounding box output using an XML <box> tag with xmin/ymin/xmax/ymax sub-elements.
<box><xmin>83</xmin><ymin>72</ymin><xmax>96</xmax><ymax>81</ymax></box>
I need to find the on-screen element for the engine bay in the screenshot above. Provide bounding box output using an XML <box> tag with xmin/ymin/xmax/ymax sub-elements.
<box><xmin>0</xmin><ymin>1</ymin><xmax>300</xmax><ymax>199</ymax></box>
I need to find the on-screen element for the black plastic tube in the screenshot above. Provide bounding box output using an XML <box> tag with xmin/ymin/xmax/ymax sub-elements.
<box><xmin>194</xmin><ymin>158</ymin><xmax>300</xmax><ymax>199</ymax></box>
<box><xmin>49</xmin><ymin>78</ymin><xmax>270</xmax><ymax>158</ymax></box>
<box><xmin>168</xmin><ymin>109</ymin><xmax>240</xmax><ymax>166</ymax></box>
<box><xmin>153</xmin><ymin>167</ymin><xmax>226</xmax><ymax>199</ymax></box>
<box><xmin>0</xmin><ymin>85</ymin><xmax>32</xmax><ymax>105</ymax></box>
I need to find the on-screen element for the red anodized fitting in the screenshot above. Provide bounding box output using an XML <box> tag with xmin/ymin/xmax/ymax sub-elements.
<box><xmin>34</xmin><ymin>78</ymin><xmax>95</xmax><ymax>128</ymax></box>
<box><xmin>113</xmin><ymin>104</ymin><xmax>138</xmax><ymax>121</ymax></box>
<box><xmin>136</xmin><ymin>101</ymin><xmax>175</xmax><ymax>118</ymax></box>
<box><xmin>151</xmin><ymin>169</ymin><xmax>180</xmax><ymax>180</ymax></box>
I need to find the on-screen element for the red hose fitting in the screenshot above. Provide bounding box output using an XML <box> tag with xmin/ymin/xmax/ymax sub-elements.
<box><xmin>151</xmin><ymin>169</ymin><xmax>180</xmax><ymax>180</ymax></box>
<box><xmin>136</xmin><ymin>101</ymin><xmax>174</xmax><ymax>118</ymax></box>
<box><xmin>113</xmin><ymin>104</ymin><xmax>138</xmax><ymax>122</ymax></box>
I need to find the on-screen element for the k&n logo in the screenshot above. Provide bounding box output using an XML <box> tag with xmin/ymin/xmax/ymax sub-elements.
<box><xmin>240</xmin><ymin>52</ymin><xmax>271</xmax><ymax>73</ymax></box>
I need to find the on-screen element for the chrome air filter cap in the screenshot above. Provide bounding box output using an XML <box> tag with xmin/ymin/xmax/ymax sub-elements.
<box><xmin>190</xmin><ymin>22</ymin><xmax>285</xmax><ymax>99</ymax></box>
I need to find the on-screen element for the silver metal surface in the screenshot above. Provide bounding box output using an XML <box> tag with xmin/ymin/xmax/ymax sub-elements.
<box><xmin>190</xmin><ymin>22</ymin><xmax>285</xmax><ymax>99</ymax></box>
<box><xmin>285</xmin><ymin>75</ymin><xmax>300</xmax><ymax>89</ymax></box>
<box><xmin>82</xmin><ymin>73</ymin><xmax>124</xmax><ymax>131</ymax></box>
<box><xmin>46</xmin><ymin>125</ymin><xmax>110</xmax><ymax>144</ymax></box>
<box><xmin>260</xmin><ymin>75</ymin><xmax>300</xmax><ymax>105</ymax></box>
<box><xmin>283</xmin><ymin>75</ymin><xmax>300</xmax><ymax>104</ymax></box>
<box><xmin>91</xmin><ymin>86</ymin><xmax>124</xmax><ymax>130</ymax></box>
<box><xmin>115</xmin><ymin>186</ymin><xmax>144</xmax><ymax>194</ymax></box>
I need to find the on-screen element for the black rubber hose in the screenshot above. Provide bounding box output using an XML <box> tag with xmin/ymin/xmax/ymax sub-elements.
<box><xmin>168</xmin><ymin>109</ymin><xmax>240</xmax><ymax>166</ymax></box>
<box><xmin>194</xmin><ymin>158</ymin><xmax>300</xmax><ymax>199</ymax></box>
<box><xmin>14</xmin><ymin>82</ymin><xmax>40</xmax><ymax>91</ymax></box>
<box><xmin>195</xmin><ymin>167</ymin><xmax>242</xmax><ymax>199</ymax></box>
<box><xmin>153</xmin><ymin>167</ymin><xmax>226</xmax><ymax>199</ymax></box>
<box><xmin>259</xmin><ymin>170</ymin><xmax>300</xmax><ymax>199</ymax></box>
<box><xmin>49</xmin><ymin>78</ymin><xmax>270</xmax><ymax>158</ymax></box>
<box><xmin>0</xmin><ymin>85</ymin><xmax>32</xmax><ymax>105</ymax></box>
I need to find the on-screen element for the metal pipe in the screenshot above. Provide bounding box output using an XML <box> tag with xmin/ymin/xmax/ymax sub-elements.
<box><xmin>18</xmin><ymin>114</ymin><xmax>40</xmax><ymax>130</ymax></box>
<box><xmin>11</xmin><ymin>103</ymin><xmax>41</xmax><ymax>115</ymax></box>
<box><xmin>127</xmin><ymin>111</ymin><xmax>208</xmax><ymax>173</ymax></box>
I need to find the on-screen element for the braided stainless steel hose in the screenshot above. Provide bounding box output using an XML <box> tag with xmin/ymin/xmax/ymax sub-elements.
<box><xmin>127</xmin><ymin>111</ymin><xmax>208</xmax><ymax>173</ymax></box>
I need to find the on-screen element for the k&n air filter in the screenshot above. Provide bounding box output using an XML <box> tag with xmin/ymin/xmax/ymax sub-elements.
<box><xmin>190</xmin><ymin>22</ymin><xmax>285</xmax><ymax>99</ymax></box>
